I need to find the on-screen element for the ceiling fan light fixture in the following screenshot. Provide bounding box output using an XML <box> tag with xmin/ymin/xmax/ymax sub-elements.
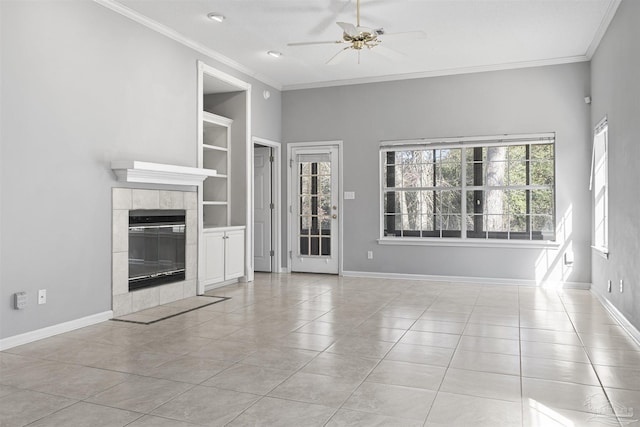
<box><xmin>207</xmin><ymin>13</ymin><xmax>225</xmax><ymax>23</ymax></box>
<box><xmin>267</xmin><ymin>50</ymin><xmax>283</xmax><ymax>58</ymax></box>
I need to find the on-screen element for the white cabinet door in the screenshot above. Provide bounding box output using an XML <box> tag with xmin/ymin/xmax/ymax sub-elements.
<box><xmin>203</xmin><ymin>231</ymin><xmax>225</xmax><ymax>284</ymax></box>
<box><xmin>202</xmin><ymin>228</ymin><xmax>245</xmax><ymax>286</ymax></box>
<box><xmin>225</xmin><ymin>229</ymin><xmax>245</xmax><ymax>280</ymax></box>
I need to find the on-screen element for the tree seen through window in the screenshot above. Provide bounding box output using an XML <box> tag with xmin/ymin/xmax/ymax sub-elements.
<box><xmin>382</xmin><ymin>137</ymin><xmax>555</xmax><ymax>241</ymax></box>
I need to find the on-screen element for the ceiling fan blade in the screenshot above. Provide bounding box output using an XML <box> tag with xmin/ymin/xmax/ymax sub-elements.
<box><xmin>326</xmin><ymin>46</ymin><xmax>352</xmax><ymax>65</ymax></box>
<box><xmin>268</xmin><ymin>5</ymin><xmax>325</xmax><ymax>12</ymax></box>
<box><xmin>357</xmin><ymin>26</ymin><xmax>375</xmax><ymax>34</ymax></box>
<box><xmin>310</xmin><ymin>14</ymin><xmax>342</xmax><ymax>35</ymax></box>
<box><xmin>310</xmin><ymin>1</ymin><xmax>352</xmax><ymax>34</ymax></box>
<box><xmin>361</xmin><ymin>0</ymin><xmax>387</xmax><ymax>6</ymax></box>
<box><xmin>373</xmin><ymin>45</ymin><xmax>406</xmax><ymax>61</ymax></box>
<box><xmin>381</xmin><ymin>31</ymin><xmax>427</xmax><ymax>41</ymax></box>
<box><xmin>337</xmin><ymin>22</ymin><xmax>359</xmax><ymax>36</ymax></box>
<box><xmin>288</xmin><ymin>40</ymin><xmax>342</xmax><ymax>47</ymax></box>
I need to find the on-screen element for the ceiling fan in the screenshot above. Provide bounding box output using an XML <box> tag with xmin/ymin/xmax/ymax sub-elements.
<box><xmin>287</xmin><ymin>0</ymin><xmax>425</xmax><ymax>64</ymax></box>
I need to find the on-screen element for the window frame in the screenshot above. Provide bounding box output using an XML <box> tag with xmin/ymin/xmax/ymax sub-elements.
<box><xmin>590</xmin><ymin>118</ymin><xmax>609</xmax><ymax>258</ymax></box>
<box><xmin>378</xmin><ymin>133</ymin><xmax>558</xmax><ymax>248</ymax></box>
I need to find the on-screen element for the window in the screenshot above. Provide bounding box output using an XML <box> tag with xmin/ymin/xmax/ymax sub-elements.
<box><xmin>590</xmin><ymin>119</ymin><xmax>608</xmax><ymax>253</ymax></box>
<box><xmin>297</xmin><ymin>154</ymin><xmax>332</xmax><ymax>256</ymax></box>
<box><xmin>381</xmin><ymin>134</ymin><xmax>556</xmax><ymax>242</ymax></box>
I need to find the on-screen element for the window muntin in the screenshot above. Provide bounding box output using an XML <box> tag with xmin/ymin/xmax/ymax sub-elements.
<box><xmin>382</xmin><ymin>135</ymin><xmax>555</xmax><ymax>241</ymax></box>
<box><xmin>383</xmin><ymin>148</ymin><xmax>462</xmax><ymax>238</ymax></box>
<box><xmin>298</xmin><ymin>157</ymin><xmax>332</xmax><ymax>256</ymax></box>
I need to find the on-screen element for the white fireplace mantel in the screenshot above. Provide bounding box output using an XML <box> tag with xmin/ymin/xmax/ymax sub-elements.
<box><xmin>111</xmin><ymin>160</ymin><xmax>216</xmax><ymax>186</ymax></box>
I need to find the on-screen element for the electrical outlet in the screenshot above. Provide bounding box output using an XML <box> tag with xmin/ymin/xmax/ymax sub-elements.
<box><xmin>607</xmin><ymin>280</ymin><xmax>612</xmax><ymax>293</ymax></box>
<box><xmin>38</xmin><ymin>289</ymin><xmax>47</xmax><ymax>305</ymax></box>
<box><xmin>564</xmin><ymin>252</ymin><xmax>574</xmax><ymax>265</ymax></box>
<box><xmin>367</xmin><ymin>251</ymin><xmax>373</xmax><ymax>260</ymax></box>
<box><xmin>619</xmin><ymin>279</ymin><xmax>624</xmax><ymax>293</ymax></box>
<box><xmin>14</xmin><ymin>292</ymin><xmax>27</xmax><ymax>310</ymax></box>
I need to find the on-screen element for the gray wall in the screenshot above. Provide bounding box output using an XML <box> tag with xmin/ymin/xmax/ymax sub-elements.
<box><xmin>283</xmin><ymin>63</ymin><xmax>592</xmax><ymax>285</ymax></box>
<box><xmin>590</xmin><ymin>0</ymin><xmax>640</xmax><ymax>330</ymax></box>
<box><xmin>0</xmin><ymin>0</ymin><xmax>281</xmax><ymax>339</ymax></box>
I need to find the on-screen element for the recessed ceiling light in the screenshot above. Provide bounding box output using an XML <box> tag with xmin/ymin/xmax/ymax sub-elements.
<box><xmin>207</xmin><ymin>13</ymin><xmax>225</xmax><ymax>22</ymax></box>
<box><xmin>267</xmin><ymin>50</ymin><xmax>282</xmax><ymax>58</ymax></box>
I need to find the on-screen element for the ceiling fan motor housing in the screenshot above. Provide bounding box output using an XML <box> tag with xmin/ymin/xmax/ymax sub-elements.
<box><xmin>343</xmin><ymin>31</ymin><xmax>380</xmax><ymax>50</ymax></box>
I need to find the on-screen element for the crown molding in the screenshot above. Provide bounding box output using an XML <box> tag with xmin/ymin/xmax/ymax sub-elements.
<box><xmin>94</xmin><ymin>0</ymin><xmax>618</xmax><ymax>94</ymax></box>
<box><xmin>93</xmin><ymin>0</ymin><xmax>282</xmax><ymax>91</ymax></box>
<box><xmin>282</xmin><ymin>55</ymin><xmax>590</xmax><ymax>91</ymax></box>
<box><xmin>586</xmin><ymin>0</ymin><xmax>622</xmax><ymax>59</ymax></box>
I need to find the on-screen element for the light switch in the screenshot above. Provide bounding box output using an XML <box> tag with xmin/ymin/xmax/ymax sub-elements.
<box><xmin>344</xmin><ymin>191</ymin><xmax>355</xmax><ymax>200</ymax></box>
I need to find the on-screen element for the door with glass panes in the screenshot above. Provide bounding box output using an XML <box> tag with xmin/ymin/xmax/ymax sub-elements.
<box><xmin>290</xmin><ymin>147</ymin><xmax>339</xmax><ymax>274</ymax></box>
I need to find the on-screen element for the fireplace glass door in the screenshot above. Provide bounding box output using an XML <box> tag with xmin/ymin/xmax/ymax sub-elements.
<box><xmin>128</xmin><ymin>210</ymin><xmax>186</xmax><ymax>291</ymax></box>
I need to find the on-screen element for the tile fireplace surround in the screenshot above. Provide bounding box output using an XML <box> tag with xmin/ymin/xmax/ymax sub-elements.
<box><xmin>112</xmin><ymin>188</ymin><xmax>197</xmax><ymax>317</ymax></box>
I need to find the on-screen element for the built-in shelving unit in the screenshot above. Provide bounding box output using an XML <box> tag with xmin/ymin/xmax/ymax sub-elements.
<box><xmin>196</xmin><ymin>60</ymin><xmax>252</xmax><ymax>293</ymax></box>
<box><xmin>200</xmin><ymin>112</ymin><xmax>232</xmax><ymax>228</ymax></box>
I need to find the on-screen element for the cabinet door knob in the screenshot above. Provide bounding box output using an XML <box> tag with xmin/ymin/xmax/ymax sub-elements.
<box><xmin>332</xmin><ymin>214</ymin><xmax>337</xmax><ymax>219</ymax></box>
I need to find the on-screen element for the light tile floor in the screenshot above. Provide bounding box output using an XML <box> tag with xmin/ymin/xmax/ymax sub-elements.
<box><xmin>1</xmin><ymin>273</ymin><xmax>639</xmax><ymax>426</ymax></box>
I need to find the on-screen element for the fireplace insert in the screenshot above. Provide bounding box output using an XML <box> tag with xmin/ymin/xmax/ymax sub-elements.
<box><xmin>128</xmin><ymin>210</ymin><xmax>186</xmax><ymax>292</ymax></box>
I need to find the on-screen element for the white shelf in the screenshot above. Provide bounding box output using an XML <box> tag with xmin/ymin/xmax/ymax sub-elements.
<box><xmin>203</xmin><ymin>144</ymin><xmax>228</xmax><ymax>152</ymax></box>
<box><xmin>200</xmin><ymin>110</ymin><xmax>232</xmax><ymax>228</ymax></box>
<box><xmin>203</xmin><ymin>111</ymin><xmax>233</xmax><ymax>127</ymax></box>
<box><xmin>111</xmin><ymin>160</ymin><xmax>216</xmax><ymax>186</ymax></box>
<box><xmin>203</xmin><ymin>225</ymin><xmax>246</xmax><ymax>232</ymax></box>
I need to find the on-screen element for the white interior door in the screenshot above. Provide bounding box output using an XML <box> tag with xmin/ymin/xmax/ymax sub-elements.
<box><xmin>290</xmin><ymin>146</ymin><xmax>339</xmax><ymax>274</ymax></box>
<box><xmin>254</xmin><ymin>146</ymin><xmax>272</xmax><ymax>272</ymax></box>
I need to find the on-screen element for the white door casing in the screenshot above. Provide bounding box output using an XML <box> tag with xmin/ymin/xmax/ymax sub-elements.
<box><xmin>289</xmin><ymin>144</ymin><xmax>341</xmax><ymax>274</ymax></box>
<box><xmin>251</xmin><ymin>137</ymin><xmax>282</xmax><ymax>274</ymax></box>
<box><xmin>254</xmin><ymin>146</ymin><xmax>272</xmax><ymax>272</ymax></box>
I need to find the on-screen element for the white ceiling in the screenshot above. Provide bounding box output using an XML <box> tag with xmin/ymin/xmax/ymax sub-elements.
<box><xmin>107</xmin><ymin>0</ymin><xmax>620</xmax><ymax>91</ymax></box>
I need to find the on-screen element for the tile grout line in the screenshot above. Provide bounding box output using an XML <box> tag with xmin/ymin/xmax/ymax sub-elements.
<box><xmin>224</xmin><ymin>283</ymin><xmax>385</xmax><ymax>427</ymax></box>
<box><xmin>519</xmin><ymin>285</ymin><xmax>525</xmax><ymax>427</ymax></box>
<box><xmin>557</xmin><ymin>290</ymin><xmax>624</xmax><ymax>426</ymax></box>
<box><xmin>318</xmin><ymin>284</ymin><xmax>443</xmax><ymax>426</ymax></box>
<box><xmin>320</xmin><ymin>291</ymin><xmax>428</xmax><ymax>426</ymax></box>
<box><xmin>8</xmin><ymin>276</ymin><xmax>637</xmax><ymax>426</ymax></box>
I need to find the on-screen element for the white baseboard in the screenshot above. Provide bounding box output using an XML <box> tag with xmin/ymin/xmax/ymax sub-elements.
<box><xmin>591</xmin><ymin>291</ymin><xmax>640</xmax><ymax>346</ymax></box>
<box><xmin>203</xmin><ymin>278</ymin><xmax>239</xmax><ymax>292</ymax></box>
<box><xmin>341</xmin><ymin>270</ymin><xmax>590</xmax><ymax>289</ymax></box>
<box><xmin>0</xmin><ymin>311</ymin><xmax>113</xmax><ymax>351</ymax></box>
